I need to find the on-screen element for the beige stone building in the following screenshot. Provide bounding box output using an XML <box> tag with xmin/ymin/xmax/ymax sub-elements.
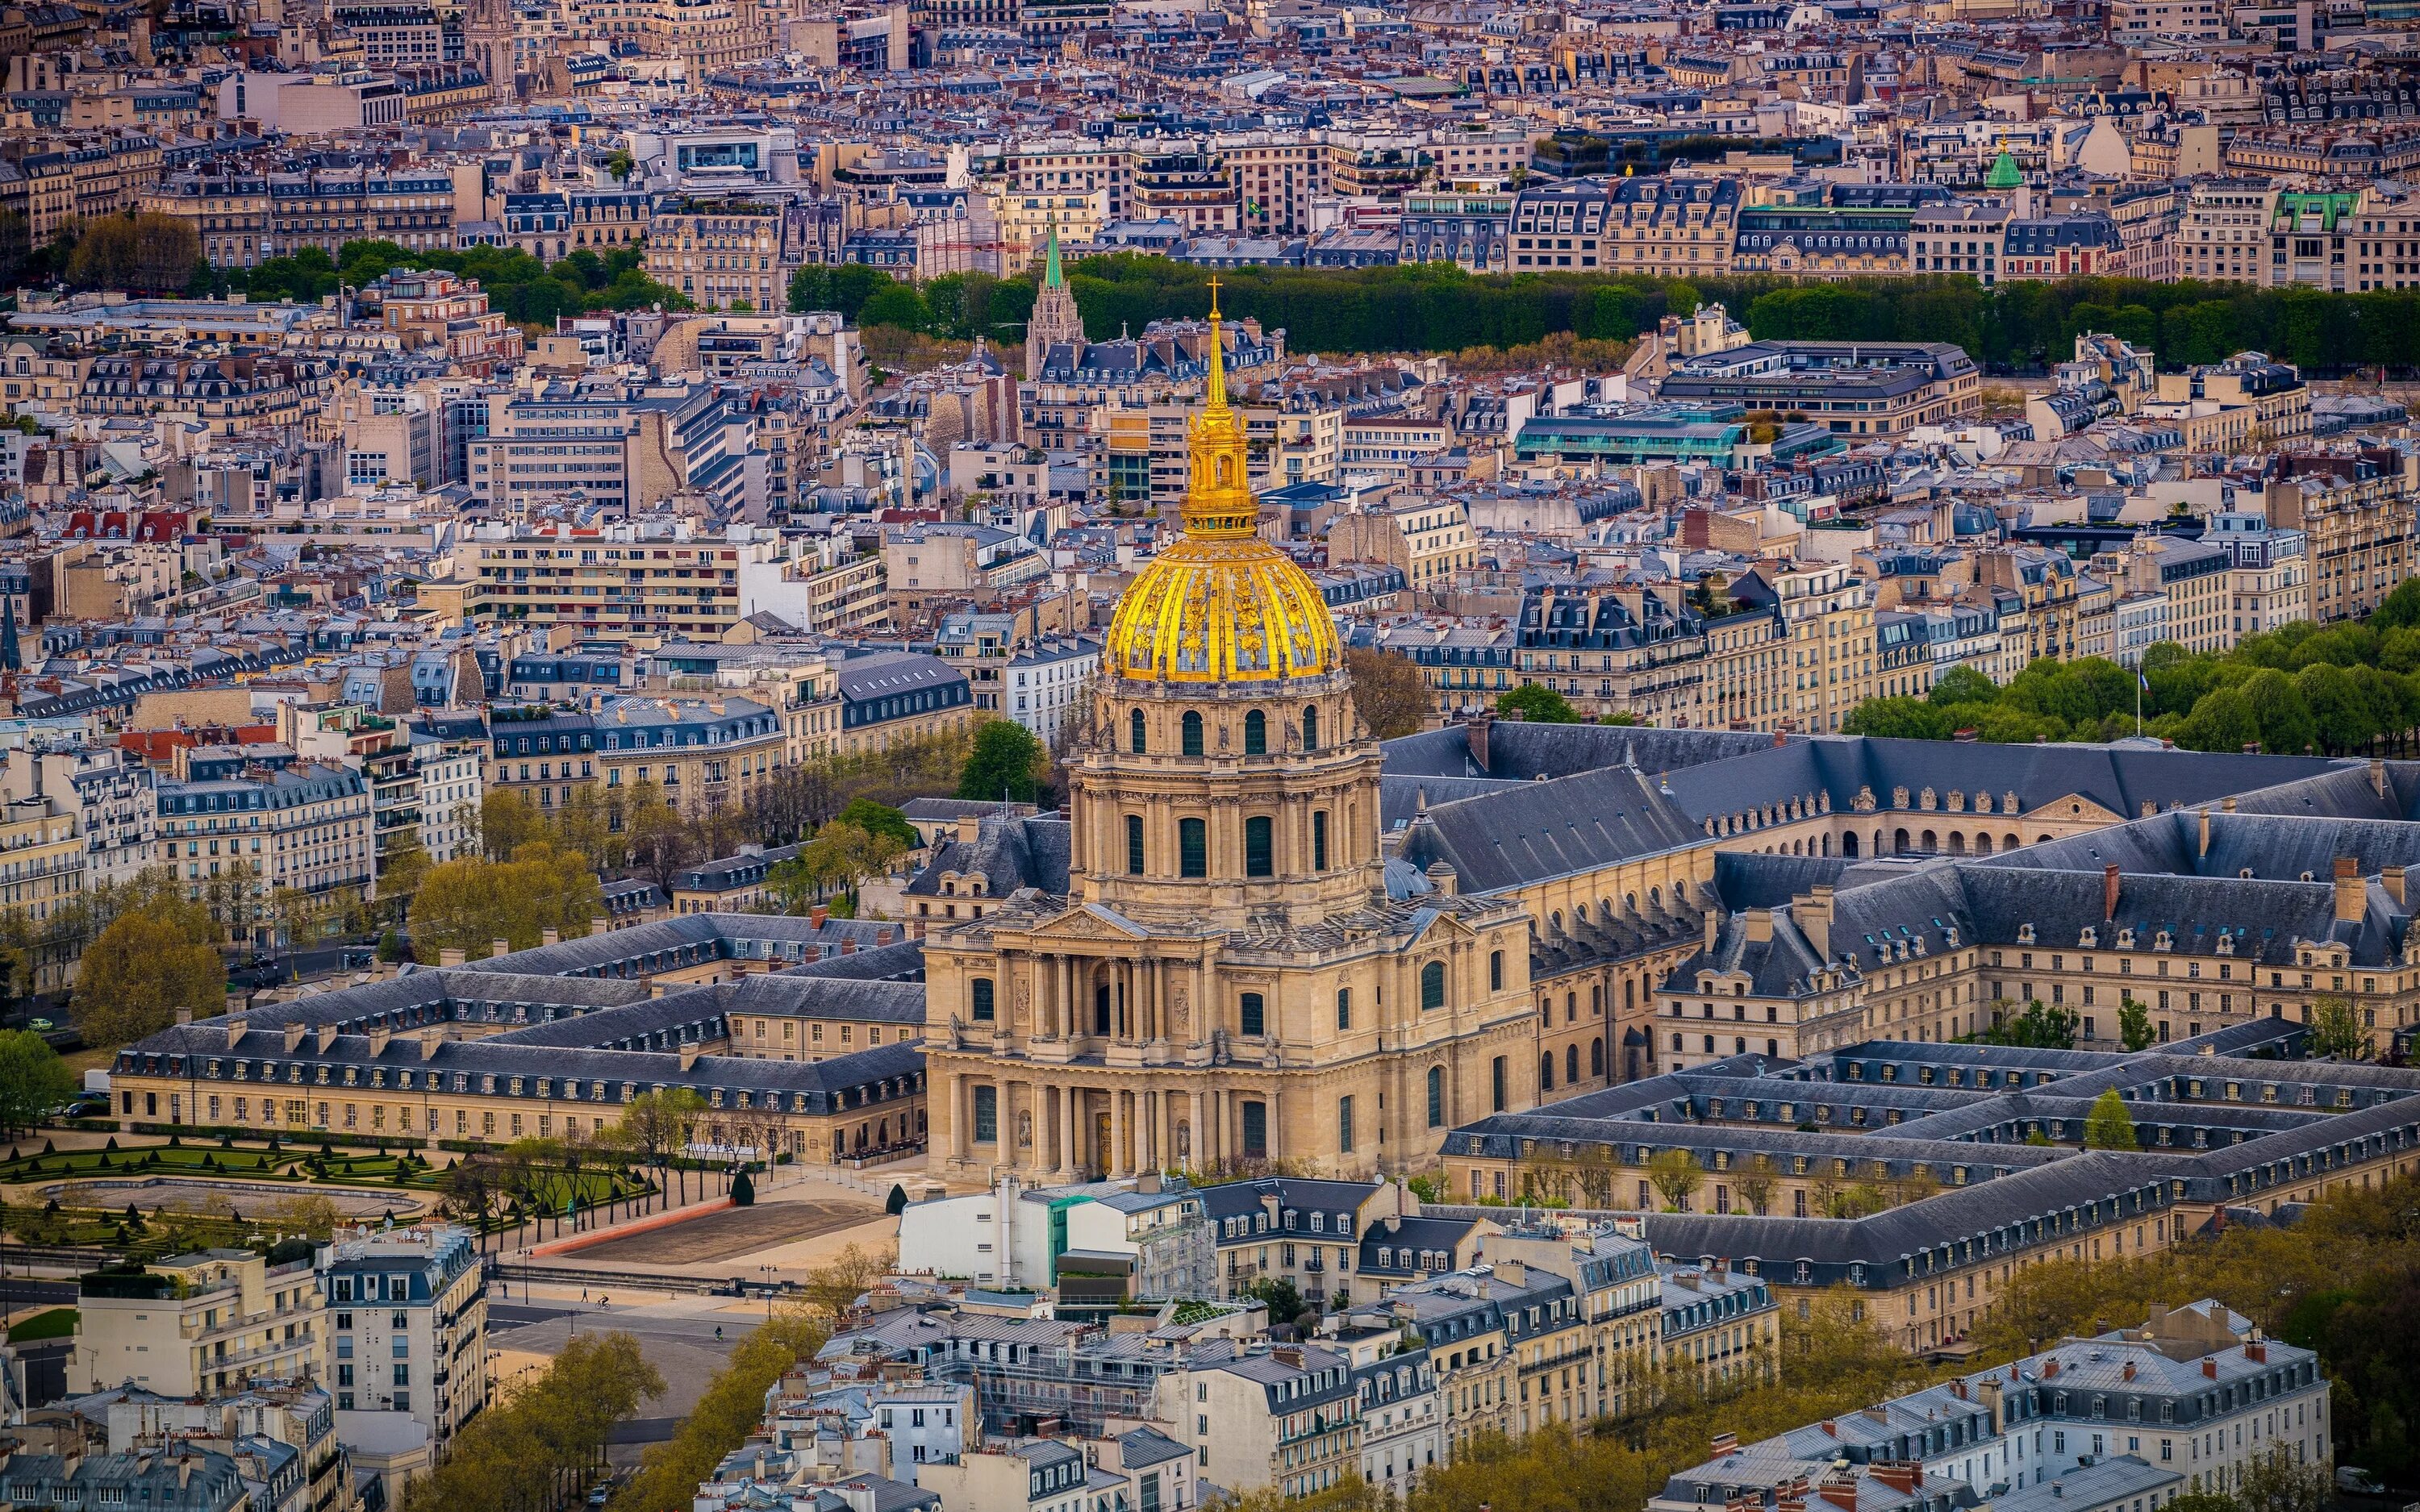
<box><xmin>920</xmin><ymin>299</ymin><xmax>1537</xmax><ymax>1185</ymax></box>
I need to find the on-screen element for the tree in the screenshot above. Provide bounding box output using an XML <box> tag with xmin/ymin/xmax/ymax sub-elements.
<box><xmin>1928</xmin><ymin>664</ymin><xmax>2001</xmax><ymax>708</ymax></box>
<box><xmin>1344</xmin><ymin>646</ymin><xmax>1432</xmax><ymax>739</ymax></box>
<box><xmin>2083</xmin><ymin>1089</ymin><xmax>2140</xmax><ymax>1151</ymax></box>
<box><xmin>73</xmin><ymin>911</ymin><xmax>225</xmax><ymax>1048</ymax></box>
<box><xmin>607</xmin><ymin>148</ymin><xmax>635</xmax><ymax>182</ymax></box>
<box><xmin>376</xmin><ymin>833</ymin><xmax>432</xmax><ymax>924</ymax></box>
<box><xmin>1498</xmin><ymin>683</ymin><xmax>1583</xmax><ymax>723</ymax></box>
<box><xmin>406</xmin><ymin>844</ymin><xmax>603</xmax><ymax>961</ymax></box>
<box><xmin>263</xmin><ymin>1192</ymin><xmax>343</xmax><ymax>1241</ymax></box>
<box><xmin>66</xmin><ymin>213</ymin><xmax>202</xmax><ymax>294</ymax></box>
<box><xmin>1731</xmin><ymin>1156</ymin><xmax>1777</xmax><ymax>1216</ymax></box>
<box><xmin>1646</xmin><ymin>1149</ymin><xmax>1705</xmax><ymax>1210</ymax></box>
<box><xmin>0</xmin><ymin>1031</ymin><xmax>73</xmax><ymax>1135</ymax></box>
<box><xmin>2118</xmin><ymin>994</ymin><xmax>2155</xmax><ymax>1052</ymax></box>
<box><xmin>2309</xmin><ymin>995</ymin><xmax>2374</xmax><ymax>1060</ymax></box>
<box><xmin>616</xmin><ymin>1088</ymin><xmax>707</xmax><ymax>1207</ymax></box>
<box><xmin>407</xmin><ymin>1331</ymin><xmax>661</xmax><ymax>1512</ymax></box>
<box><xmin>478</xmin><ymin>789</ymin><xmax>548</xmax><ymax>862</ymax></box>
<box><xmin>1248</xmin><ymin>1274</ymin><xmax>1309</xmax><ymax>1327</ymax></box>
<box><xmin>956</xmin><ymin>719</ymin><xmax>1045</xmax><ymax>804</ymax></box>
<box><xmin>837</xmin><ymin>798</ymin><xmax>919</xmax><ymax>850</ymax></box>
<box><xmin>793</xmin><ymin>822</ymin><xmax>907</xmax><ymax>910</ymax></box>
<box><xmin>1980</xmin><ymin>999</ymin><xmax>2079</xmax><ymax>1050</ymax></box>
<box><xmin>2235</xmin><ymin>1447</ymin><xmax>2334</xmax><ymax>1512</ymax></box>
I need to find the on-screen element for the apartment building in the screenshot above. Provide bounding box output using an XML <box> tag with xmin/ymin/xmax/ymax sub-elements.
<box><xmin>645</xmin><ymin>198</ymin><xmax>791</xmax><ymax>312</ymax></box>
<box><xmin>2207</xmin><ymin>510</ymin><xmax>2310</xmax><ymax>638</ymax></box>
<box><xmin>1158</xmin><ymin>1339</ymin><xmax>1361</xmax><ymax>1498</ymax></box>
<box><xmin>1326</xmin><ymin>496</ymin><xmax>1476</xmax><ymax>590</ymax></box>
<box><xmin>459</xmin><ymin>520</ymin><xmax>749</xmax><ymax>641</ymax></box>
<box><xmin>1660</xmin><ymin>340</ymin><xmax>1980</xmax><ymax>439</ymax></box>
<box><xmin>154</xmin><ymin>746</ymin><xmax>376</xmax><ymax>923</ymax></box>
<box><xmin>1221</xmin><ymin>134</ymin><xmax>1329</xmax><ymax>235</ymax></box>
<box><xmin>2177</xmin><ymin>181</ymin><xmax>2279</xmax><ymax>284</ymax></box>
<box><xmin>594</xmin><ymin>694</ymin><xmax>785</xmax><ymax>814</ymax></box>
<box><xmin>1509</xmin><ymin>175</ymin><xmax>1740</xmax><ymax>277</ymax></box>
<box><xmin>72</xmin><ymin>1248</ymin><xmax>328</xmax><ymax>1397</ymax></box>
<box><xmin>316</xmin><ymin>1223</ymin><xmax>486</xmax><ymax>1443</ymax></box>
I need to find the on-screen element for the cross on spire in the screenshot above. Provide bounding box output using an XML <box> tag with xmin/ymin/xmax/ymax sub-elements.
<box><xmin>1206</xmin><ymin>277</ymin><xmax>1223</xmax><ymax>319</ymax></box>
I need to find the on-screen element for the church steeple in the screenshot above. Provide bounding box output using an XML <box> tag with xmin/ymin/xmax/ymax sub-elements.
<box><xmin>1023</xmin><ymin>212</ymin><xmax>1087</xmax><ymax>381</ymax></box>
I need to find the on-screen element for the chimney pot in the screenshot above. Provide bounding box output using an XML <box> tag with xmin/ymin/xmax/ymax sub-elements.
<box><xmin>2103</xmin><ymin>864</ymin><xmax>2120</xmax><ymax>921</ymax></box>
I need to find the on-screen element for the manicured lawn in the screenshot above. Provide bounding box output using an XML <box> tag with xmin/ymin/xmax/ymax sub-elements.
<box><xmin>7</xmin><ymin>1308</ymin><xmax>76</xmax><ymax>1343</ymax></box>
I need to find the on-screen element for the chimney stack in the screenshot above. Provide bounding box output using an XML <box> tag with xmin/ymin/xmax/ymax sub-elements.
<box><xmin>1704</xmin><ymin>909</ymin><xmax>1722</xmax><ymax>953</ymax></box>
<box><xmin>227</xmin><ymin>1017</ymin><xmax>248</xmax><ymax>1050</ymax></box>
<box><xmin>1746</xmin><ymin>908</ymin><xmax>1775</xmax><ymax>943</ymax></box>
<box><xmin>2197</xmin><ymin>808</ymin><xmax>2210</xmax><ymax>859</ymax></box>
<box><xmin>2385</xmin><ymin>867</ymin><xmax>2406</xmax><ymax>909</ymax></box>
<box><xmin>439</xmin><ymin>947</ymin><xmax>466</xmax><ymax>968</ymax></box>
<box><xmin>2103</xmin><ymin>864</ymin><xmax>2120</xmax><ymax>921</ymax></box>
<box><xmin>2334</xmin><ymin>857</ymin><xmax>2365</xmax><ymax>924</ymax></box>
<box><xmin>590</xmin><ymin>915</ymin><xmax>610</xmax><ymax>935</ymax></box>
<box><xmin>490</xmin><ymin>936</ymin><xmax>511</xmax><ymax>960</ymax></box>
<box><xmin>1464</xmin><ymin>710</ymin><xmax>1493</xmax><ymax>773</ymax></box>
<box><xmin>1801</xmin><ymin>884</ymin><xmax>1834</xmax><ymax>960</ymax></box>
<box><xmin>811</xmin><ymin>904</ymin><xmax>829</xmax><ymax>928</ymax></box>
<box><xmin>541</xmin><ymin>927</ymin><xmax>560</xmax><ymax>947</ymax></box>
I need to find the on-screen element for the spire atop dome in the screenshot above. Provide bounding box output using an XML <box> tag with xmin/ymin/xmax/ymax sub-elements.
<box><xmin>1179</xmin><ymin>278</ymin><xmax>1253</xmax><ymax>539</ymax></box>
<box><xmin>1043</xmin><ymin>214</ymin><xmax>1065</xmax><ymax>290</ymax></box>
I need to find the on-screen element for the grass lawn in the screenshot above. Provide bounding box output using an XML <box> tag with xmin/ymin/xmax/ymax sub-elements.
<box><xmin>6</xmin><ymin>1307</ymin><xmax>75</xmax><ymax>1343</ymax></box>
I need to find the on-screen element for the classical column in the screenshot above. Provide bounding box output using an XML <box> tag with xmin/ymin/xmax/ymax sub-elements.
<box><xmin>1111</xmin><ymin>1089</ymin><xmax>1129</xmax><ymax>1177</ymax></box>
<box><xmin>940</xmin><ymin>1073</ymin><xmax>962</xmax><ymax>1166</ymax></box>
<box><xmin>1187</xmin><ymin>1089</ymin><xmax>1204</xmax><ymax>1172</ymax></box>
<box><xmin>1070</xmin><ymin>1084</ymin><xmax>1089</xmax><ymax>1181</ymax></box>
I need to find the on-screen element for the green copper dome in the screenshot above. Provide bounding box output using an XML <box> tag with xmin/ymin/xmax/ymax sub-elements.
<box><xmin>1985</xmin><ymin>150</ymin><xmax>2024</xmax><ymax>190</ymax></box>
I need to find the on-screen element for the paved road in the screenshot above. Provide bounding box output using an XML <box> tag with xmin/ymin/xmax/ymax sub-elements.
<box><xmin>490</xmin><ymin>1298</ymin><xmax>759</xmax><ymax>1349</ymax></box>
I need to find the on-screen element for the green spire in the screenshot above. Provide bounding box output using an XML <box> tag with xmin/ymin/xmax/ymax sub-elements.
<box><xmin>1985</xmin><ymin>150</ymin><xmax>2023</xmax><ymax>190</ymax></box>
<box><xmin>1043</xmin><ymin>214</ymin><xmax>1064</xmax><ymax>289</ymax></box>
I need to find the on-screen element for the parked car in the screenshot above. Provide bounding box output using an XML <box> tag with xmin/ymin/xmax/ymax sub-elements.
<box><xmin>27</xmin><ymin>1018</ymin><xmax>52</xmax><ymax>1032</ymax></box>
<box><xmin>2338</xmin><ymin>1467</ymin><xmax>2390</xmax><ymax>1497</ymax></box>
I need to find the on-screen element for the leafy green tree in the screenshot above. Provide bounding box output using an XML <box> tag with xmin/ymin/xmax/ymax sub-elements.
<box><xmin>2083</xmin><ymin>1089</ymin><xmax>2139</xmax><ymax>1151</ymax></box>
<box><xmin>2309</xmin><ymin>995</ymin><xmax>2374</xmax><ymax>1060</ymax></box>
<box><xmin>1980</xmin><ymin>999</ymin><xmax>2078</xmax><ymax>1049</ymax></box>
<box><xmin>1928</xmin><ymin>665</ymin><xmax>2001</xmax><ymax>706</ymax></box>
<box><xmin>837</xmin><ymin>798</ymin><xmax>919</xmax><ymax>850</ymax></box>
<box><xmin>1843</xmin><ymin>698</ymin><xmax>1953</xmax><ymax>740</ymax></box>
<box><xmin>957</xmin><ymin>719</ymin><xmax>1046</xmax><ymax>803</ymax></box>
<box><xmin>1497</xmin><ymin>683</ymin><xmax>1583</xmax><ymax>723</ymax></box>
<box><xmin>0</xmin><ymin>1031</ymin><xmax>73</xmax><ymax>1135</ymax></box>
<box><xmin>2118</xmin><ymin>994</ymin><xmax>2154</xmax><ymax>1052</ymax></box>
<box><xmin>73</xmin><ymin>906</ymin><xmax>225</xmax><ymax>1049</ymax></box>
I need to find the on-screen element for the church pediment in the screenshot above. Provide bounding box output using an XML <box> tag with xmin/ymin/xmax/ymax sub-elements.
<box><xmin>1028</xmin><ymin>902</ymin><xmax>1155</xmax><ymax>942</ymax></box>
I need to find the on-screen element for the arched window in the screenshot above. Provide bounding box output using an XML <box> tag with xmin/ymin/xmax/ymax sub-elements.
<box><xmin>1489</xmin><ymin>949</ymin><xmax>1504</xmax><ymax>992</ymax></box>
<box><xmin>1312</xmin><ymin>810</ymin><xmax>1329</xmax><ymax>871</ymax></box>
<box><xmin>1337</xmin><ymin>988</ymin><xmax>1351</xmax><ymax>1030</ymax></box>
<box><xmin>1427</xmin><ymin>1065</ymin><xmax>1445</xmax><ymax>1127</ymax></box>
<box><xmin>1179</xmin><ymin>818</ymin><xmax>1208</xmax><ymax>877</ymax></box>
<box><xmin>1130</xmin><ymin>708</ymin><xmax>1146</xmax><ymax>754</ymax></box>
<box><xmin>971</xmin><ymin>978</ymin><xmax>995</xmax><ymax>1022</ymax></box>
<box><xmin>1240</xmin><ymin>992</ymin><xmax>1266</xmax><ymax>1036</ymax></box>
<box><xmin>1244</xmin><ymin>815</ymin><xmax>1274</xmax><ymax>877</ymax></box>
<box><xmin>1124</xmin><ymin>814</ymin><xmax>1145</xmax><ymax>875</ymax></box>
<box><xmin>1421</xmin><ymin>960</ymin><xmax>1446</xmax><ymax>1010</ymax></box>
<box><xmin>1591</xmin><ymin>1037</ymin><xmax>1604</xmax><ymax>1076</ymax></box>
<box><xmin>1244</xmin><ymin>710</ymin><xmax>1266</xmax><ymax>755</ymax></box>
<box><xmin>1182</xmin><ymin>711</ymin><xmax>1204</xmax><ymax>756</ymax></box>
<box><xmin>1540</xmin><ymin>1052</ymin><xmax>1554</xmax><ymax>1091</ymax></box>
<box><xmin>1567</xmin><ymin>1044</ymin><xmax>1580</xmax><ymax>1084</ymax></box>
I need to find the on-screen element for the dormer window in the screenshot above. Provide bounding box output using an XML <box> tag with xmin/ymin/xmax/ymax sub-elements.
<box><xmin>2017</xmin><ymin>923</ymin><xmax>2036</xmax><ymax>944</ymax></box>
<box><xmin>2079</xmin><ymin>927</ymin><xmax>2097</xmax><ymax>948</ymax></box>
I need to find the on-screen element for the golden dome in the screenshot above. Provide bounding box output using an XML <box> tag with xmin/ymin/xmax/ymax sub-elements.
<box><xmin>1104</xmin><ymin>286</ymin><xmax>1341</xmax><ymax>685</ymax></box>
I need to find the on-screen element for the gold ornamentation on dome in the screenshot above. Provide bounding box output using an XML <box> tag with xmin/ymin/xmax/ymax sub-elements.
<box><xmin>1104</xmin><ymin>281</ymin><xmax>1342</xmax><ymax>685</ymax></box>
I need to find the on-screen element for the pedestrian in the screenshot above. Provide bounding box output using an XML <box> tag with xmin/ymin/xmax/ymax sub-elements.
<box><xmin>582</xmin><ymin>1287</ymin><xmax>589</xmax><ymax>1302</ymax></box>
